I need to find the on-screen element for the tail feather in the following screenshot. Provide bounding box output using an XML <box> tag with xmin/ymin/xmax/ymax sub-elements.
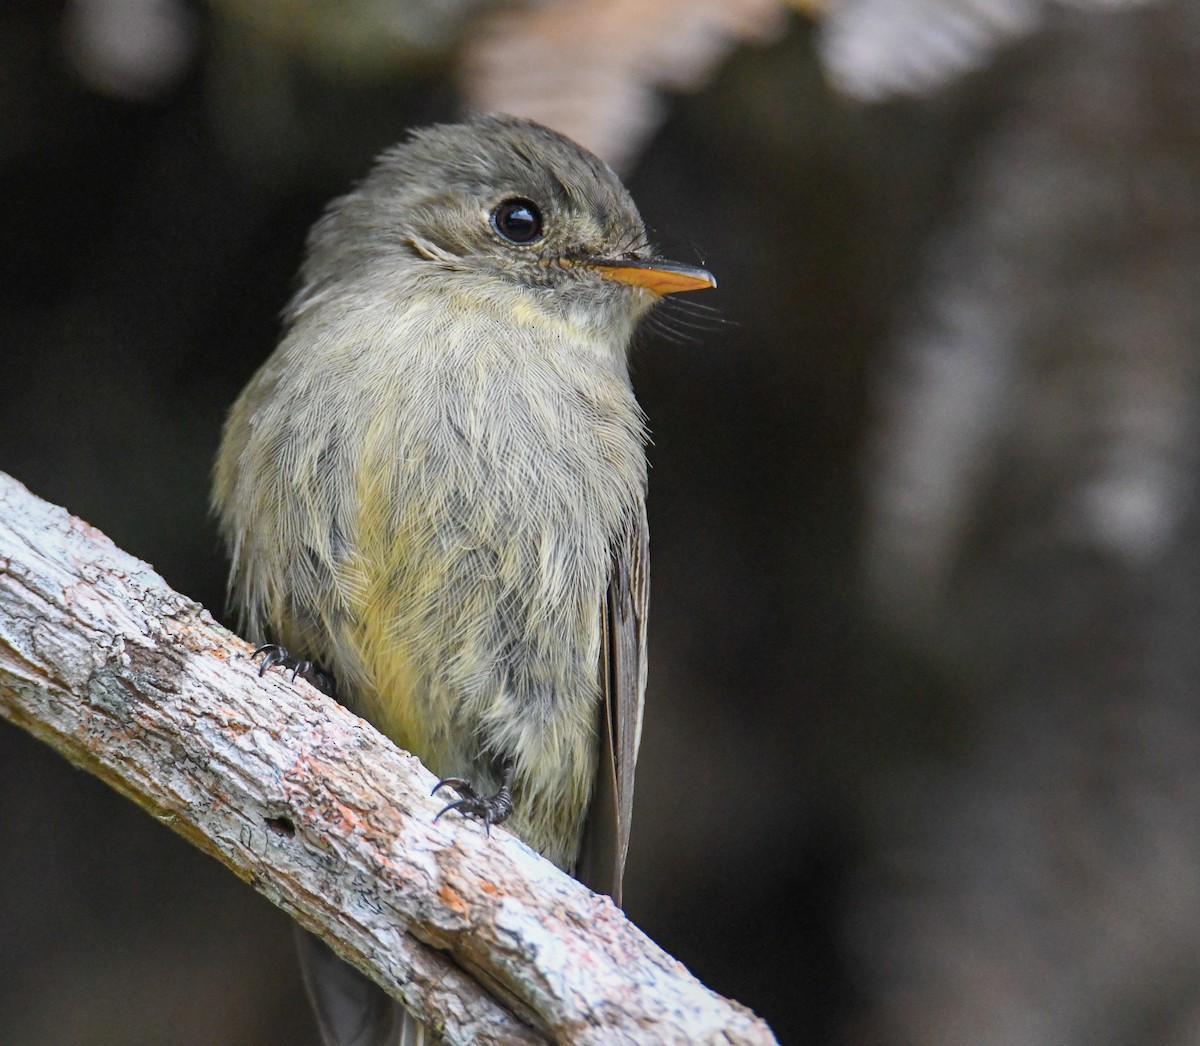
<box><xmin>295</xmin><ymin>927</ymin><xmax>431</xmax><ymax>1046</ymax></box>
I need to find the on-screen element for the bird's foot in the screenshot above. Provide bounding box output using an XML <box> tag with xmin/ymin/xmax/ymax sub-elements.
<box><xmin>432</xmin><ymin>764</ymin><xmax>515</xmax><ymax>834</ymax></box>
<box><xmin>252</xmin><ymin>644</ymin><xmax>337</xmax><ymax>698</ymax></box>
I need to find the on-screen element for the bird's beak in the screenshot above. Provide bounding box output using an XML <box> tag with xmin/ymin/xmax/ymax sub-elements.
<box><xmin>588</xmin><ymin>258</ymin><xmax>717</xmax><ymax>296</ymax></box>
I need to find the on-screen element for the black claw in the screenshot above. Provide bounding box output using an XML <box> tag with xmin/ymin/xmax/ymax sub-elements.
<box><xmin>431</xmin><ymin>777</ymin><xmax>470</xmax><ymax>797</ymax></box>
<box><xmin>255</xmin><ymin>644</ymin><xmax>286</xmax><ymax>676</ymax></box>
<box><xmin>431</xmin><ymin>765</ymin><xmax>515</xmax><ymax>833</ymax></box>
<box><xmin>252</xmin><ymin>644</ymin><xmax>337</xmax><ymax>697</ymax></box>
<box><xmin>432</xmin><ymin>798</ymin><xmax>471</xmax><ymax>823</ymax></box>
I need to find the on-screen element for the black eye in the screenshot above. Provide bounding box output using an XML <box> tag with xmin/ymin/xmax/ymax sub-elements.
<box><xmin>491</xmin><ymin>198</ymin><xmax>543</xmax><ymax>244</ymax></box>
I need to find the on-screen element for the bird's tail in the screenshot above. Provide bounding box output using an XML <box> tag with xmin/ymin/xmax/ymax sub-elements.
<box><xmin>295</xmin><ymin>927</ymin><xmax>438</xmax><ymax>1046</ymax></box>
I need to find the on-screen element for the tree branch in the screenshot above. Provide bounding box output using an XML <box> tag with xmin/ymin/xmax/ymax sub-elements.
<box><xmin>0</xmin><ymin>471</ymin><xmax>776</xmax><ymax>1046</ymax></box>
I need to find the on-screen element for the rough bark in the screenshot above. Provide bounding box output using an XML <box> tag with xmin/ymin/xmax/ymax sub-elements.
<box><xmin>0</xmin><ymin>470</ymin><xmax>776</xmax><ymax>1046</ymax></box>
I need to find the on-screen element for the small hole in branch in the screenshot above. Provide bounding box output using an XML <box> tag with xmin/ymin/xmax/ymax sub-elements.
<box><xmin>265</xmin><ymin>815</ymin><xmax>296</xmax><ymax>837</ymax></box>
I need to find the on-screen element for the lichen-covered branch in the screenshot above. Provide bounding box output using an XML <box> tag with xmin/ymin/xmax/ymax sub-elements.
<box><xmin>0</xmin><ymin>471</ymin><xmax>776</xmax><ymax>1046</ymax></box>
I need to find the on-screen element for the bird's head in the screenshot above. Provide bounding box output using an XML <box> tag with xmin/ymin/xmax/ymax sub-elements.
<box><xmin>292</xmin><ymin>115</ymin><xmax>715</xmax><ymax>350</ymax></box>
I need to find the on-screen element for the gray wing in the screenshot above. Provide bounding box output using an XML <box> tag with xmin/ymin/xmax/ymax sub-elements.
<box><xmin>576</xmin><ymin>503</ymin><xmax>649</xmax><ymax>907</ymax></box>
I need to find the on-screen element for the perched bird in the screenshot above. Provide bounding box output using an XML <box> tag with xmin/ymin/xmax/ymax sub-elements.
<box><xmin>212</xmin><ymin>114</ymin><xmax>715</xmax><ymax>1044</ymax></box>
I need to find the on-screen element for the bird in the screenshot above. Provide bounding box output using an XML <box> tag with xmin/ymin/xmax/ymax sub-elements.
<box><xmin>212</xmin><ymin>113</ymin><xmax>715</xmax><ymax>1045</ymax></box>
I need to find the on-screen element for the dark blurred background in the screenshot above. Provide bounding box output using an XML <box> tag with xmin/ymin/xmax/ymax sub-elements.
<box><xmin>3</xmin><ymin>0</ymin><xmax>1199</xmax><ymax>1043</ymax></box>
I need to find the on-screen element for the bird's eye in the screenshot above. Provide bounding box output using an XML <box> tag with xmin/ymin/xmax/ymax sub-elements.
<box><xmin>491</xmin><ymin>198</ymin><xmax>543</xmax><ymax>244</ymax></box>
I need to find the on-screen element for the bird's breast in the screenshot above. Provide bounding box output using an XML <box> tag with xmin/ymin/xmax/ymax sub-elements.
<box><xmin>312</xmin><ymin>316</ymin><xmax>646</xmax><ymax>861</ymax></box>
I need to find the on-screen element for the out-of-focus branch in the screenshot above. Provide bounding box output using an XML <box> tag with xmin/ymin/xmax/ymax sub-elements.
<box><xmin>818</xmin><ymin>0</ymin><xmax>1156</xmax><ymax>102</ymax></box>
<box><xmin>0</xmin><ymin>471</ymin><xmax>777</xmax><ymax>1046</ymax></box>
<box><xmin>460</xmin><ymin>0</ymin><xmax>792</xmax><ymax>172</ymax></box>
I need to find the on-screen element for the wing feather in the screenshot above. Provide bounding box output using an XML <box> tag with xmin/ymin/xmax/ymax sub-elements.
<box><xmin>576</xmin><ymin>504</ymin><xmax>649</xmax><ymax>905</ymax></box>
